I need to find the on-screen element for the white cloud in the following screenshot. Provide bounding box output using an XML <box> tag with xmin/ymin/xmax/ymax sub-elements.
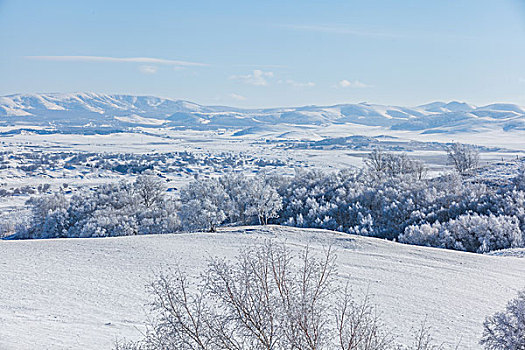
<box><xmin>25</xmin><ymin>55</ymin><xmax>207</xmax><ymax>67</ymax></box>
<box><xmin>229</xmin><ymin>93</ymin><xmax>246</xmax><ymax>101</ymax></box>
<box><xmin>337</xmin><ymin>79</ymin><xmax>370</xmax><ymax>88</ymax></box>
<box><xmin>230</xmin><ymin>69</ymin><xmax>274</xmax><ymax>86</ymax></box>
<box><xmin>139</xmin><ymin>65</ymin><xmax>158</xmax><ymax>74</ymax></box>
<box><xmin>280</xmin><ymin>79</ymin><xmax>315</xmax><ymax>88</ymax></box>
<box><xmin>519</xmin><ymin>77</ymin><xmax>525</xmax><ymax>84</ymax></box>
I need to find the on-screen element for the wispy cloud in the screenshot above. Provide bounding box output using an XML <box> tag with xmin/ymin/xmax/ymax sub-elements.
<box><xmin>230</xmin><ymin>70</ymin><xmax>274</xmax><ymax>86</ymax></box>
<box><xmin>279</xmin><ymin>79</ymin><xmax>315</xmax><ymax>88</ymax></box>
<box><xmin>139</xmin><ymin>65</ymin><xmax>158</xmax><ymax>74</ymax></box>
<box><xmin>229</xmin><ymin>93</ymin><xmax>246</xmax><ymax>101</ymax></box>
<box><xmin>25</xmin><ymin>55</ymin><xmax>208</xmax><ymax>67</ymax></box>
<box><xmin>277</xmin><ymin>24</ymin><xmax>402</xmax><ymax>38</ymax></box>
<box><xmin>337</xmin><ymin>79</ymin><xmax>370</xmax><ymax>88</ymax></box>
<box><xmin>519</xmin><ymin>77</ymin><xmax>525</xmax><ymax>84</ymax></box>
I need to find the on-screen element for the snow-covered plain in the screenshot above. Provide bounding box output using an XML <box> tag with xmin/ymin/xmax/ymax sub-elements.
<box><xmin>1</xmin><ymin>226</ymin><xmax>524</xmax><ymax>349</ymax></box>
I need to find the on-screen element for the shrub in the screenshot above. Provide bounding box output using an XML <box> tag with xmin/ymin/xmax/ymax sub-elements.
<box><xmin>480</xmin><ymin>290</ymin><xmax>525</xmax><ymax>349</ymax></box>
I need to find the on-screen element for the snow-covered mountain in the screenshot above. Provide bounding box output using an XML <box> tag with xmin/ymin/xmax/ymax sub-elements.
<box><xmin>0</xmin><ymin>92</ymin><xmax>523</xmax><ymax>133</ymax></box>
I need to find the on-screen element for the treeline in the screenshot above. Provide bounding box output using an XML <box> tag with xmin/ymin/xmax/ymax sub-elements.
<box><xmin>9</xmin><ymin>147</ymin><xmax>525</xmax><ymax>254</ymax></box>
<box><xmin>1</xmin><ymin>149</ymin><xmax>288</xmax><ymax>176</ymax></box>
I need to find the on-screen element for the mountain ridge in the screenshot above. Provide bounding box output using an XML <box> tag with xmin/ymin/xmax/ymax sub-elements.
<box><xmin>0</xmin><ymin>92</ymin><xmax>523</xmax><ymax>134</ymax></box>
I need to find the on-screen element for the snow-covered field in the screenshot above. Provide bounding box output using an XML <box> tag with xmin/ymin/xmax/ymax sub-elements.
<box><xmin>1</xmin><ymin>226</ymin><xmax>524</xmax><ymax>349</ymax></box>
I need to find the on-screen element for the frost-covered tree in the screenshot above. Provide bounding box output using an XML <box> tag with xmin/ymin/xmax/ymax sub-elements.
<box><xmin>134</xmin><ymin>174</ymin><xmax>166</xmax><ymax>208</ymax></box>
<box><xmin>480</xmin><ymin>290</ymin><xmax>525</xmax><ymax>350</ymax></box>
<box><xmin>136</xmin><ymin>199</ymin><xmax>180</xmax><ymax>235</ymax></box>
<box><xmin>78</xmin><ymin>209</ymin><xmax>138</xmax><ymax>237</ymax></box>
<box><xmin>219</xmin><ymin>173</ymin><xmax>283</xmax><ymax>226</ymax></box>
<box><xmin>245</xmin><ymin>177</ymin><xmax>282</xmax><ymax>225</ymax></box>
<box><xmin>445</xmin><ymin>143</ymin><xmax>480</xmax><ymax>175</ymax></box>
<box><xmin>133</xmin><ymin>175</ymin><xmax>178</xmax><ymax>234</ymax></box>
<box><xmin>220</xmin><ymin>173</ymin><xmax>254</xmax><ymax>224</ymax></box>
<box><xmin>365</xmin><ymin>148</ymin><xmax>389</xmax><ymax>174</ymax></box>
<box><xmin>179</xmin><ymin>177</ymin><xmax>231</xmax><ymax>232</ymax></box>
<box><xmin>21</xmin><ymin>192</ymin><xmax>69</xmax><ymax>239</ymax></box>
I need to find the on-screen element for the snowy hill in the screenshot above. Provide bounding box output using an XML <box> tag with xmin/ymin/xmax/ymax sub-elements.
<box><xmin>1</xmin><ymin>225</ymin><xmax>524</xmax><ymax>349</ymax></box>
<box><xmin>0</xmin><ymin>93</ymin><xmax>523</xmax><ymax>134</ymax></box>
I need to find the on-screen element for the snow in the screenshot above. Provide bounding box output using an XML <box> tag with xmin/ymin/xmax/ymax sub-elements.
<box><xmin>1</xmin><ymin>225</ymin><xmax>524</xmax><ymax>349</ymax></box>
<box><xmin>486</xmin><ymin>248</ymin><xmax>525</xmax><ymax>258</ymax></box>
<box><xmin>113</xmin><ymin>115</ymin><xmax>167</xmax><ymax>125</ymax></box>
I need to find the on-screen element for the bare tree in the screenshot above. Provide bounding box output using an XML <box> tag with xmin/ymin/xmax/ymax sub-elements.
<box><xmin>365</xmin><ymin>148</ymin><xmax>427</xmax><ymax>180</ymax></box>
<box><xmin>411</xmin><ymin>159</ymin><xmax>427</xmax><ymax>181</ymax></box>
<box><xmin>365</xmin><ymin>148</ymin><xmax>388</xmax><ymax>174</ymax></box>
<box><xmin>405</xmin><ymin>320</ymin><xmax>445</xmax><ymax>350</ymax></box>
<box><xmin>335</xmin><ymin>289</ymin><xmax>395</xmax><ymax>350</ymax></box>
<box><xmin>117</xmin><ymin>242</ymin><xmax>445</xmax><ymax>350</ymax></box>
<box><xmin>445</xmin><ymin>143</ymin><xmax>480</xmax><ymax>175</ymax></box>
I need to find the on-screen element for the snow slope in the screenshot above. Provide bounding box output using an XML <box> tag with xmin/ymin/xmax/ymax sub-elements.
<box><xmin>1</xmin><ymin>226</ymin><xmax>524</xmax><ymax>349</ymax></box>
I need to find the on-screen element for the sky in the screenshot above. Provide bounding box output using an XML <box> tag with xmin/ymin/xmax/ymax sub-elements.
<box><xmin>0</xmin><ymin>0</ymin><xmax>525</xmax><ymax>108</ymax></box>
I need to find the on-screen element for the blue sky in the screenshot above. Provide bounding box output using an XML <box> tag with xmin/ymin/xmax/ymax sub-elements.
<box><xmin>1</xmin><ymin>0</ymin><xmax>524</xmax><ymax>107</ymax></box>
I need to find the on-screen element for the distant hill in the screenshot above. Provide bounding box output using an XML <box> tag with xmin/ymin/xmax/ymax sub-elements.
<box><xmin>0</xmin><ymin>92</ymin><xmax>524</xmax><ymax>133</ymax></box>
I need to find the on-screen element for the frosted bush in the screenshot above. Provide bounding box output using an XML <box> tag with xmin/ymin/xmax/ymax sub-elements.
<box><xmin>17</xmin><ymin>175</ymin><xmax>176</xmax><ymax>239</ymax></box>
<box><xmin>400</xmin><ymin>213</ymin><xmax>523</xmax><ymax>253</ymax></box>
